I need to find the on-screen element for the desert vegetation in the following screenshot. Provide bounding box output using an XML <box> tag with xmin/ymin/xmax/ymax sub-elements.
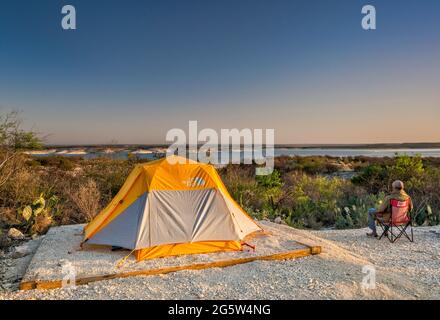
<box><xmin>0</xmin><ymin>152</ymin><xmax>439</xmax><ymax>241</ymax></box>
<box><xmin>0</xmin><ymin>113</ymin><xmax>439</xmax><ymax>243</ymax></box>
<box><xmin>223</xmin><ymin>155</ymin><xmax>440</xmax><ymax>229</ymax></box>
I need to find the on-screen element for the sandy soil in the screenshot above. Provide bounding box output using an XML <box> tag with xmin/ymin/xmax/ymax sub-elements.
<box><xmin>1</xmin><ymin>221</ymin><xmax>439</xmax><ymax>300</ymax></box>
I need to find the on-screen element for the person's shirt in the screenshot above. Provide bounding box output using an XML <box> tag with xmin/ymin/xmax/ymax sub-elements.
<box><xmin>377</xmin><ymin>189</ymin><xmax>413</xmax><ymax>215</ymax></box>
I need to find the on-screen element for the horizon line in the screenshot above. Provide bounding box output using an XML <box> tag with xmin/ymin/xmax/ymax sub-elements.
<box><xmin>43</xmin><ymin>142</ymin><xmax>440</xmax><ymax>148</ymax></box>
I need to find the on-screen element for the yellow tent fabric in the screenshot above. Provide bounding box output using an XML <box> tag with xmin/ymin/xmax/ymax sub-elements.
<box><xmin>135</xmin><ymin>241</ymin><xmax>242</xmax><ymax>260</ymax></box>
<box><xmin>83</xmin><ymin>155</ymin><xmax>261</xmax><ymax>261</ymax></box>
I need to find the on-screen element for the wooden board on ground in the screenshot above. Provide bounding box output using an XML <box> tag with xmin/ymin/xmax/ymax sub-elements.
<box><xmin>20</xmin><ymin>223</ymin><xmax>321</xmax><ymax>290</ymax></box>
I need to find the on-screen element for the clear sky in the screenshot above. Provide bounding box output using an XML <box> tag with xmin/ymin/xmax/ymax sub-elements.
<box><xmin>0</xmin><ymin>0</ymin><xmax>439</xmax><ymax>145</ymax></box>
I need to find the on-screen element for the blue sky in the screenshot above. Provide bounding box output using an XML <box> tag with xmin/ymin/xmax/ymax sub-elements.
<box><xmin>0</xmin><ymin>0</ymin><xmax>439</xmax><ymax>144</ymax></box>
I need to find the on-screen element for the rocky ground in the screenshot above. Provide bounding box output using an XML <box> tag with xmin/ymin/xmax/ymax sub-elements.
<box><xmin>0</xmin><ymin>229</ymin><xmax>42</xmax><ymax>292</ymax></box>
<box><xmin>1</xmin><ymin>222</ymin><xmax>439</xmax><ymax>300</ymax></box>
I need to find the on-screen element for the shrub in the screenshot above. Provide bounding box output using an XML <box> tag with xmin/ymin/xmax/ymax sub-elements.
<box><xmin>274</xmin><ymin>156</ymin><xmax>341</xmax><ymax>175</ymax></box>
<box><xmin>83</xmin><ymin>158</ymin><xmax>135</xmax><ymax>203</ymax></box>
<box><xmin>352</xmin><ymin>155</ymin><xmax>425</xmax><ymax>192</ymax></box>
<box><xmin>256</xmin><ymin>169</ymin><xmax>283</xmax><ymax>189</ymax></box>
<box><xmin>387</xmin><ymin>155</ymin><xmax>425</xmax><ymax>190</ymax></box>
<box><xmin>0</xmin><ymin>111</ymin><xmax>42</xmax><ymax>189</ymax></box>
<box><xmin>351</xmin><ymin>164</ymin><xmax>387</xmax><ymax>193</ymax></box>
<box><xmin>335</xmin><ymin>211</ymin><xmax>354</xmax><ymax>229</ymax></box>
<box><xmin>65</xmin><ymin>179</ymin><xmax>102</xmax><ymax>222</ymax></box>
<box><xmin>282</xmin><ymin>174</ymin><xmax>343</xmax><ymax>228</ymax></box>
<box><xmin>35</xmin><ymin>156</ymin><xmax>78</xmax><ymax>171</ymax></box>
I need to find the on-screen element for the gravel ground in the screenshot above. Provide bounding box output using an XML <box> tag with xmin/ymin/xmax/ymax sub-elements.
<box><xmin>20</xmin><ymin>223</ymin><xmax>307</xmax><ymax>283</ymax></box>
<box><xmin>1</xmin><ymin>222</ymin><xmax>439</xmax><ymax>300</ymax></box>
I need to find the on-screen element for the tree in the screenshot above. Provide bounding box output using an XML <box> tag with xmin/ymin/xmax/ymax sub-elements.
<box><xmin>0</xmin><ymin>111</ymin><xmax>42</xmax><ymax>187</ymax></box>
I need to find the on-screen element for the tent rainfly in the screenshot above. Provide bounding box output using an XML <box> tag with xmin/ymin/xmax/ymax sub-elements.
<box><xmin>82</xmin><ymin>156</ymin><xmax>262</xmax><ymax>260</ymax></box>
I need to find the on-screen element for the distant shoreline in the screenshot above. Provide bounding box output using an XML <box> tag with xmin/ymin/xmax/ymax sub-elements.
<box><xmin>43</xmin><ymin>142</ymin><xmax>440</xmax><ymax>150</ymax></box>
<box><xmin>23</xmin><ymin>146</ymin><xmax>440</xmax><ymax>159</ymax></box>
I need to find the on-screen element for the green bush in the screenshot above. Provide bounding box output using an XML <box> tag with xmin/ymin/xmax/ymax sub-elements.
<box><xmin>351</xmin><ymin>164</ymin><xmax>387</xmax><ymax>193</ymax></box>
<box><xmin>387</xmin><ymin>155</ymin><xmax>425</xmax><ymax>190</ymax></box>
<box><xmin>34</xmin><ymin>156</ymin><xmax>78</xmax><ymax>171</ymax></box>
<box><xmin>256</xmin><ymin>169</ymin><xmax>283</xmax><ymax>189</ymax></box>
<box><xmin>286</xmin><ymin>175</ymin><xmax>342</xmax><ymax>227</ymax></box>
<box><xmin>275</xmin><ymin>156</ymin><xmax>341</xmax><ymax>175</ymax></box>
<box><xmin>352</xmin><ymin>155</ymin><xmax>425</xmax><ymax>193</ymax></box>
<box><xmin>335</xmin><ymin>210</ymin><xmax>354</xmax><ymax>229</ymax></box>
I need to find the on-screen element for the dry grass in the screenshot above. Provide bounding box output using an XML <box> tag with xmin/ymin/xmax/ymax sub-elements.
<box><xmin>66</xmin><ymin>179</ymin><xmax>101</xmax><ymax>222</ymax></box>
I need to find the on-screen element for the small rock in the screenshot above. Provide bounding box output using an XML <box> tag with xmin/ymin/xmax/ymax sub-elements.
<box><xmin>274</xmin><ymin>217</ymin><xmax>282</xmax><ymax>224</ymax></box>
<box><xmin>10</xmin><ymin>243</ymin><xmax>33</xmax><ymax>258</ymax></box>
<box><xmin>7</xmin><ymin>228</ymin><xmax>25</xmax><ymax>240</ymax></box>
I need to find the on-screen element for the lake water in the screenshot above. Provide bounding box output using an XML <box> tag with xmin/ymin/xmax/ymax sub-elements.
<box><xmin>274</xmin><ymin>148</ymin><xmax>440</xmax><ymax>158</ymax></box>
<box><xmin>32</xmin><ymin>148</ymin><xmax>440</xmax><ymax>160</ymax></box>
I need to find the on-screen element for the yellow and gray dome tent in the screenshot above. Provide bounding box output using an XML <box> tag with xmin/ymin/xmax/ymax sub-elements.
<box><xmin>83</xmin><ymin>155</ymin><xmax>262</xmax><ymax>261</ymax></box>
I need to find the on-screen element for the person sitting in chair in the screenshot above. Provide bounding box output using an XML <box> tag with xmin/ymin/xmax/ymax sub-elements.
<box><xmin>367</xmin><ymin>180</ymin><xmax>413</xmax><ymax>238</ymax></box>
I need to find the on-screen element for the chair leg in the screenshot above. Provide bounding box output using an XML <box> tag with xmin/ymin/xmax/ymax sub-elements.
<box><xmin>377</xmin><ymin>222</ymin><xmax>387</xmax><ymax>240</ymax></box>
<box><xmin>395</xmin><ymin>226</ymin><xmax>407</xmax><ymax>242</ymax></box>
<box><xmin>391</xmin><ymin>223</ymin><xmax>414</xmax><ymax>243</ymax></box>
<box><xmin>377</xmin><ymin>220</ymin><xmax>414</xmax><ymax>243</ymax></box>
<box><xmin>378</xmin><ymin>224</ymin><xmax>393</xmax><ymax>242</ymax></box>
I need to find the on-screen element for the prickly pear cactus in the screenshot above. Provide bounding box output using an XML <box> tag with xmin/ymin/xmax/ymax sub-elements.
<box><xmin>18</xmin><ymin>193</ymin><xmax>59</xmax><ymax>235</ymax></box>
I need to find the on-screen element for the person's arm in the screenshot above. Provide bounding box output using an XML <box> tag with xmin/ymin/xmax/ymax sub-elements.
<box><xmin>408</xmin><ymin>197</ymin><xmax>414</xmax><ymax>212</ymax></box>
<box><xmin>377</xmin><ymin>195</ymin><xmax>390</xmax><ymax>213</ymax></box>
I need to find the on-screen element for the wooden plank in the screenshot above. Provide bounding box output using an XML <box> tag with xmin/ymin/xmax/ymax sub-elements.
<box><xmin>20</xmin><ymin>245</ymin><xmax>321</xmax><ymax>291</ymax></box>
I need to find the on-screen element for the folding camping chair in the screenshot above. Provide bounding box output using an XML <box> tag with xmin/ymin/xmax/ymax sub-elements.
<box><xmin>377</xmin><ymin>199</ymin><xmax>414</xmax><ymax>243</ymax></box>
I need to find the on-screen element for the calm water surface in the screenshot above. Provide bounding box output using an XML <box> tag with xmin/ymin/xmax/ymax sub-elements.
<box><xmin>33</xmin><ymin>148</ymin><xmax>440</xmax><ymax>160</ymax></box>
